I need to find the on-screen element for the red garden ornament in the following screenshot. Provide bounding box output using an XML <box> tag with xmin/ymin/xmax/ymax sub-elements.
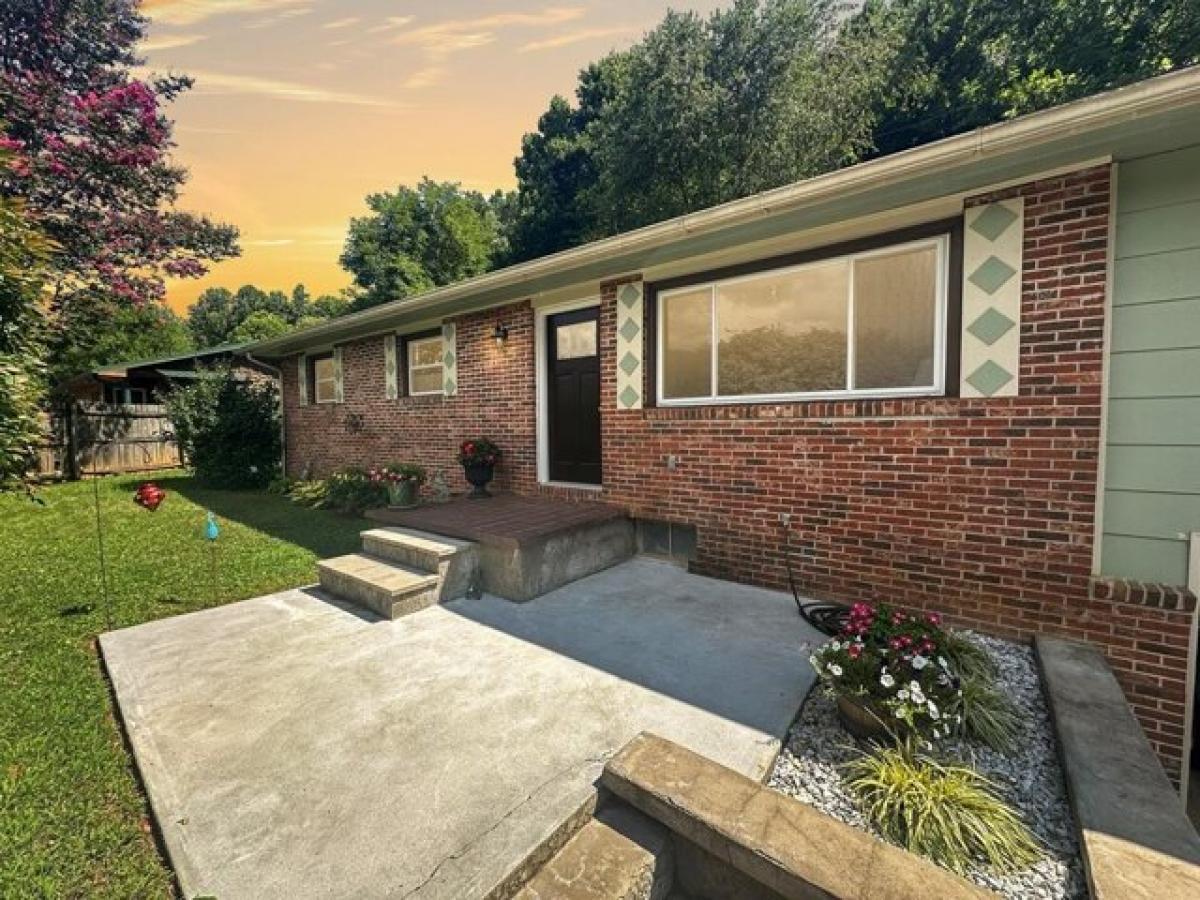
<box><xmin>133</xmin><ymin>482</ymin><xmax>166</xmax><ymax>512</ymax></box>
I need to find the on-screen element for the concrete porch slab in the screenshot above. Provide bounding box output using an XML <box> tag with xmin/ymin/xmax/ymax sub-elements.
<box><xmin>100</xmin><ymin>558</ymin><xmax>822</xmax><ymax>900</ymax></box>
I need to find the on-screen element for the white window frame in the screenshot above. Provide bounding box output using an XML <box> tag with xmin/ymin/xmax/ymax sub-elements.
<box><xmin>310</xmin><ymin>353</ymin><xmax>338</xmax><ymax>405</ymax></box>
<box><xmin>655</xmin><ymin>234</ymin><xmax>949</xmax><ymax>406</ymax></box>
<box><xmin>406</xmin><ymin>333</ymin><xmax>444</xmax><ymax>397</ymax></box>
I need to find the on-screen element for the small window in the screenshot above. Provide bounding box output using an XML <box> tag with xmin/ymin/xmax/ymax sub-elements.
<box><xmin>556</xmin><ymin>320</ymin><xmax>597</xmax><ymax>359</ymax></box>
<box><xmin>309</xmin><ymin>353</ymin><xmax>337</xmax><ymax>404</ymax></box>
<box><xmin>405</xmin><ymin>333</ymin><xmax>443</xmax><ymax>396</ymax></box>
<box><xmin>656</xmin><ymin>235</ymin><xmax>948</xmax><ymax>404</ymax></box>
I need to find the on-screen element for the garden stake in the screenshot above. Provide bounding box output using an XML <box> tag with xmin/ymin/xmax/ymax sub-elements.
<box><xmin>92</xmin><ymin>469</ymin><xmax>113</xmax><ymax>632</ymax></box>
<box><xmin>205</xmin><ymin>511</ymin><xmax>220</xmax><ymax>603</ymax></box>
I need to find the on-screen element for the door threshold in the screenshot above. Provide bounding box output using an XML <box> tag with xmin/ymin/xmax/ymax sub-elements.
<box><xmin>542</xmin><ymin>480</ymin><xmax>603</xmax><ymax>492</ymax></box>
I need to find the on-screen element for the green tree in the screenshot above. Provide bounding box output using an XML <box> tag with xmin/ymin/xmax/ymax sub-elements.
<box><xmin>186</xmin><ymin>283</ymin><xmax>344</xmax><ymax>345</ymax></box>
<box><xmin>339</xmin><ymin>178</ymin><xmax>504</xmax><ymax>311</ymax></box>
<box><xmin>0</xmin><ymin>177</ymin><xmax>51</xmax><ymax>491</ymax></box>
<box><xmin>230</xmin><ymin>309</ymin><xmax>290</xmax><ymax>343</ymax></box>
<box><xmin>165</xmin><ymin>368</ymin><xmax>281</xmax><ymax>488</ymax></box>
<box><xmin>506</xmin><ymin>1</ymin><xmax>898</xmax><ymax>247</ymax></box>
<box><xmin>859</xmin><ymin>0</ymin><xmax>1200</xmax><ymax>156</ymax></box>
<box><xmin>47</xmin><ymin>301</ymin><xmax>192</xmax><ymax>387</ymax></box>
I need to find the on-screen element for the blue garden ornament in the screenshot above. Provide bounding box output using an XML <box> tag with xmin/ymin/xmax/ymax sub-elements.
<box><xmin>205</xmin><ymin>511</ymin><xmax>220</xmax><ymax>542</ymax></box>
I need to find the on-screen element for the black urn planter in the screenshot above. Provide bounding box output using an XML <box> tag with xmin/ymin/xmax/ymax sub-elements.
<box><xmin>462</xmin><ymin>462</ymin><xmax>495</xmax><ymax>499</ymax></box>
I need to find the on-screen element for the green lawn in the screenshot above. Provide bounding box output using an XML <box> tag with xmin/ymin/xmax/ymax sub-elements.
<box><xmin>0</xmin><ymin>472</ymin><xmax>367</xmax><ymax>898</ymax></box>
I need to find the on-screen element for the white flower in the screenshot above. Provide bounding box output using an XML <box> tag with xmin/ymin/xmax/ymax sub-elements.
<box><xmin>830</xmin><ymin>640</ymin><xmax>842</xmax><ymax>651</ymax></box>
<box><xmin>911</xmin><ymin>655</ymin><xmax>929</xmax><ymax>670</ymax></box>
<box><xmin>895</xmin><ymin>708</ymin><xmax>906</xmax><ymax>718</ymax></box>
<box><xmin>909</xmin><ymin>681</ymin><xmax>926</xmax><ymax>704</ymax></box>
<box><xmin>897</xmin><ymin>688</ymin><xmax>910</xmax><ymax>701</ymax></box>
<box><xmin>928</xmin><ymin>701</ymin><xmax>940</xmax><ymax>720</ymax></box>
<box><xmin>880</xmin><ymin>672</ymin><xmax>895</xmax><ymax>688</ymax></box>
<box><xmin>937</xmin><ymin>656</ymin><xmax>950</xmax><ymax>670</ymax></box>
<box><xmin>828</xmin><ymin>663</ymin><xmax>843</xmax><ymax>677</ymax></box>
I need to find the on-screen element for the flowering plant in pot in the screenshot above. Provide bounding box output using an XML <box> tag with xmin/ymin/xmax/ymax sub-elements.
<box><xmin>809</xmin><ymin>602</ymin><xmax>963</xmax><ymax>744</ymax></box>
<box><xmin>457</xmin><ymin>438</ymin><xmax>501</xmax><ymax>498</ymax></box>
<box><xmin>371</xmin><ymin>463</ymin><xmax>426</xmax><ymax>509</ymax></box>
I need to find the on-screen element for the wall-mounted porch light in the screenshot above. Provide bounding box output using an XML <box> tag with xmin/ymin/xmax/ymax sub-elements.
<box><xmin>493</xmin><ymin>324</ymin><xmax>509</xmax><ymax>347</ymax></box>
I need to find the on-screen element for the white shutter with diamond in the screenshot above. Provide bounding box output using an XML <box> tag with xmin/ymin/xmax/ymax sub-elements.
<box><xmin>442</xmin><ymin>323</ymin><xmax>457</xmax><ymax>396</ymax></box>
<box><xmin>961</xmin><ymin>199</ymin><xmax>1023</xmax><ymax>397</ymax></box>
<box><xmin>615</xmin><ymin>282</ymin><xmax>644</xmax><ymax>409</ymax></box>
<box><xmin>383</xmin><ymin>334</ymin><xmax>398</xmax><ymax>400</ymax></box>
<box><xmin>297</xmin><ymin>354</ymin><xmax>308</xmax><ymax>405</ymax></box>
<box><xmin>332</xmin><ymin>347</ymin><xmax>344</xmax><ymax>403</ymax></box>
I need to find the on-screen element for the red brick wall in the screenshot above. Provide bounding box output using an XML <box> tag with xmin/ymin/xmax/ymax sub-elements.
<box><xmin>280</xmin><ymin>164</ymin><xmax>1197</xmax><ymax>782</ymax></box>
<box><xmin>282</xmin><ymin>303</ymin><xmax>538</xmax><ymax>494</ymax></box>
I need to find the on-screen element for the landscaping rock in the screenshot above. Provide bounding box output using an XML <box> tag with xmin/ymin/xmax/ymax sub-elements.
<box><xmin>768</xmin><ymin>631</ymin><xmax>1086</xmax><ymax>900</ymax></box>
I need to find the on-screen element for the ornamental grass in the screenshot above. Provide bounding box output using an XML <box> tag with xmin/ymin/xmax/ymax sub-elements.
<box><xmin>844</xmin><ymin>740</ymin><xmax>1041</xmax><ymax>876</ymax></box>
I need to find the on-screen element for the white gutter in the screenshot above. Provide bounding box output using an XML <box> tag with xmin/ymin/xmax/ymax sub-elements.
<box><xmin>252</xmin><ymin>65</ymin><xmax>1200</xmax><ymax>357</ymax></box>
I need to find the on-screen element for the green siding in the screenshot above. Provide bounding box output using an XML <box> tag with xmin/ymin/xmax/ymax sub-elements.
<box><xmin>1103</xmin><ymin>147</ymin><xmax>1200</xmax><ymax>585</ymax></box>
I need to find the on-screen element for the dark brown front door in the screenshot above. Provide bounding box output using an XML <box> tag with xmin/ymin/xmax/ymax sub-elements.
<box><xmin>547</xmin><ymin>307</ymin><xmax>602</xmax><ymax>485</ymax></box>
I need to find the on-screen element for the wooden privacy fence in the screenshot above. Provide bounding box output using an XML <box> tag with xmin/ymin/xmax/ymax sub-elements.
<box><xmin>38</xmin><ymin>402</ymin><xmax>180</xmax><ymax>479</ymax></box>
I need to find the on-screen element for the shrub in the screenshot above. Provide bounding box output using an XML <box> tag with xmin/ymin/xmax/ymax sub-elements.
<box><xmin>952</xmin><ymin>674</ymin><xmax>1021</xmax><ymax>754</ymax></box>
<box><xmin>941</xmin><ymin>630</ymin><xmax>998</xmax><ymax>683</ymax></box>
<box><xmin>810</xmin><ymin>603</ymin><xmax>962</xmax><ymax>741</ymax></box>
<box><xmin>324</xmin><ymin>468</ymin><xmax>386</xmax><ymax>513</ymax></box>
<box><xmin>844</xmin><ymin>740</ymin><xmax>1041</xmax><ymax>875</ymax></box>
<box><xmin>287</xmin><ymin>479</ymin><xmax>328</xmax><ymax>508</ymax></box>
<box><xmin>166</xmin><ymin>369</ymin><xmax>280</xmax><ymax>489</ymax></box>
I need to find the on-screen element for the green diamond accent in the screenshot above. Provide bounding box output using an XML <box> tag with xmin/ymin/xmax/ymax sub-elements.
<box><xmin>968</xmin><ymin>256</ymin><xmax>1017</xmax><ymax>295</ymax></box>
<box><xmin>970</xmin><ymin>203</ymin><xmax>1018</xmax><ymax>241</ymax></box>
<box><xmin>965</xmin><ymin>360</ymin><xmax>1013</xmax><ymax>397</ymax></box>
<box><xmin>966</xmin><ymin>307</ymin><xmax>1016</xmax><ymax>346</ymax></box>
<box><xmin>619</xmin><ymin>385</ymin><xmax>640</xmax><ymax>408</ymax></box>
<box><xmin>619</xmin><ymin>318</ymin><xmax>641</xmax><ymax>342</ymax></box>
<box><xmin>619</xmin><ymin>351</ymin><xmax>640</xmax><ymax>376</ymax></box>
<box><xmin>444</xmin><ymin>349</ymin><xmax>456</xmax><ymax>367</ymax></box>
<box><xmin>619</xmin><ymin>284</ymin><xmax>641</xmax><ymax>309</ymax></box>
<box><xmin>444</xmin><ymin>376</ymin><xmax>457</xmax><ymax>394</ymax></box>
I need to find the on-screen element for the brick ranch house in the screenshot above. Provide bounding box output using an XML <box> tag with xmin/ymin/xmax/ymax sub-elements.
<box><xmin>251</xmin><ymin>70</ymin><xmax>1200</xmax><ymax>789</ymax></box>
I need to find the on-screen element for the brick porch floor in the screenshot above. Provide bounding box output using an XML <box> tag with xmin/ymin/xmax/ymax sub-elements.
<box><xmin>365</xmin><ymin>493</ymin><xmax>624</xmax><ymax>549</ymax></box>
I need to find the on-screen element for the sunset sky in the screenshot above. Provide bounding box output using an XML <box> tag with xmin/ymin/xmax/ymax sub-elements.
<box><xmin>142</xmin><ymin>0</ymin><xmax>724</xmax><ymax>312</ymax></box>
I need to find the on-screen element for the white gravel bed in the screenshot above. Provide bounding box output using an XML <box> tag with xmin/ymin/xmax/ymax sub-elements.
<box><xmin>768</xmin><ymin>631</ymin><xmax>1085</xmax><ymax>899</ymax></box>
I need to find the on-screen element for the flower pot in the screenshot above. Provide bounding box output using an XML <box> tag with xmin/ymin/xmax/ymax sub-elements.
<box><xmin>836</xmin><ymin>694</ymin><xmax>891</xmax><ymax>742</ymax></box>
<box><xmin>462</xmin><ymin>462</ymin><xmax>495</xmax><ymax>499</ymax></box>
<box><xmin>387</xmin><ymin>479</ymin><xmax>419</xmax><ymax>509</ymax></box>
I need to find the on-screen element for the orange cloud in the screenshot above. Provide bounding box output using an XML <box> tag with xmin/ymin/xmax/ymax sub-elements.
<box><xmin>143</xmin><ymin>0</ymin><xmax>310</xmax><ymax>27</ymax></box>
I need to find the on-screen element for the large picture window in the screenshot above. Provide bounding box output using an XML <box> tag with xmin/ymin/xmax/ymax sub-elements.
<box><xmin>656</xmin><ymin>235</ymin><xmax>948</xmax><ymax>404</ymax></box>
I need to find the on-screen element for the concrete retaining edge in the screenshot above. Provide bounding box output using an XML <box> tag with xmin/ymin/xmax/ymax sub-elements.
<box><xmin>601</xmin><ymin>732</ymin><xmax>995</xmax><ymax>900</ymax></box>
<box><xmin>1034</xmin><ymin>636</ymin><xmax>1200</xmax><ymax>900</ymax></box>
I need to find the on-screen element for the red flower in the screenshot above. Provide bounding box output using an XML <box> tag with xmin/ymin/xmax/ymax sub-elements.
<box><xmin>847</xmin><ymin>644</ymin><xmax>862</xmax><ymax>660</ymax></box>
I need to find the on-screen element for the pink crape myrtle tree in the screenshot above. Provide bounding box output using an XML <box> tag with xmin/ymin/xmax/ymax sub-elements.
<box><xmin>0</xmin><ymin>0</ymin><xmax>239</xmax><ymax>357</ymax></box>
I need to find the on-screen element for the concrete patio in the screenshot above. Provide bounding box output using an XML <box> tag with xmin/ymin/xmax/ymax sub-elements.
<box><xmin>101</xmin><ymin>557</ymin><xmax>822</xmax><ymax>899</ymax></box>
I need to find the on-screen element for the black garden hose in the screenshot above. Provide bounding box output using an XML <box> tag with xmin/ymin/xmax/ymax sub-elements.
<box><xmin>781</xmin><ymin>517</ymin><xmax>850</xmax><ymax>638</ymax></box>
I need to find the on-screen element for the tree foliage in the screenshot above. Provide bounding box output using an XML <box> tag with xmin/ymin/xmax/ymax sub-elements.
<box><xmin>860</xmin><ymin>0</ymin><xmax>1200</xmax><ymax>156</ymax></box>
<box><xmin>339</xmin><ymin>178</ymin><xmax>506</xmax><ymax>312</ymax></box>
<box><xmin>499</xmin><ymin>0</ymin><xmax>1200</xmax><ymax>264</ymax></box>
<box><xmin>186</xmin><ymin>283</ymin><xmax>348</xmax><ymax>347</ymax></box>
<box><xmin>0</xmin><ymin>171</ymin><xmax>51</xmax><ymax>491</ymax></box>
<box><xmin>165</xmin><ymin>368</ymin><xmax>280</xmax><ymax>489</ymax></box>
<box><xmin>47</xmin><ymin>300</ymin><xmax>192</xmax><ymax>389</ymax></box>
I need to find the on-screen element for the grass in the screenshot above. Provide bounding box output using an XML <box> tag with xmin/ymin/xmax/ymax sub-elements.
<box><xmin>844</xmin><ymin>739</ymin><xmax>1041</xmax><ymax>875</ymax></box>
<box><xmin>0</xmin><ymin>471</ymin><xmax>367</xmax><ymax>898</ymax></box>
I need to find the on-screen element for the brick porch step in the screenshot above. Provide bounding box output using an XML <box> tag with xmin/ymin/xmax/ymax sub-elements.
<box><xmin>317</xmin><ymin>554</ymin><xmax>440</xmax><ymax>620</ymax></box>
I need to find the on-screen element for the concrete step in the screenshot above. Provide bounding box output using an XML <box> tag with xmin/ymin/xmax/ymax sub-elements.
<box><xmin>317</xmin><ymin>553</ymin><xmax>440</xmax><ymax>620</ymax></box>
<box><xmin>359</xmin><ymin>527</ymin><xmax>479</xmax><ymax>603</ymax></box>
<box><xmin>514</xmin><ymin>802</ymin><xmax>673</xmax><ymax>900</ymax></box>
